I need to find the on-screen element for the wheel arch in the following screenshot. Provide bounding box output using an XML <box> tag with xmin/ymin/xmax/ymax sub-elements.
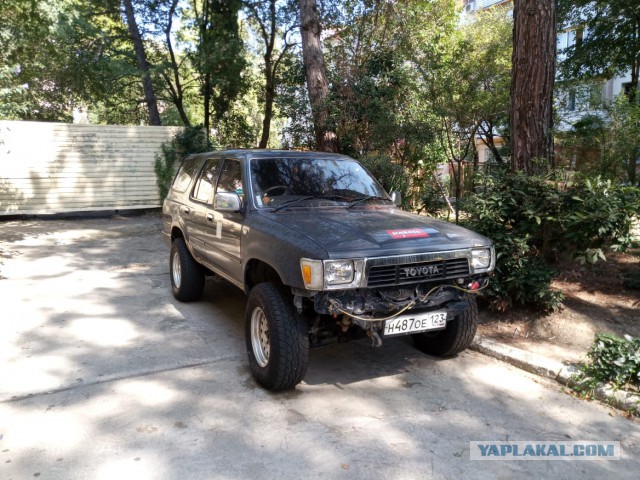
<box><xmin>170</xmin><ymin>225</ymin><xmax>185</xmax><ymax>242</ymax></box>
<box><xmin>244</xmin><ymin>259</ymin><xmax>285</xmax><ymax>293</ymax></box>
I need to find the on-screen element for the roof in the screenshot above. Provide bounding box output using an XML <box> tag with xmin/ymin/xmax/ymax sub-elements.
<box><xmin>186</xmin><ymin>149</ymin><xmax>354</xmax><ymax>161</ymax></box>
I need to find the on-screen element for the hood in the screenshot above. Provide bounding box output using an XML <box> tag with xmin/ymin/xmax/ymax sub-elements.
<box><xmin>261</xmin><ymin>207</ymin><xmax>492</xmax><ymax>258</ymax></box>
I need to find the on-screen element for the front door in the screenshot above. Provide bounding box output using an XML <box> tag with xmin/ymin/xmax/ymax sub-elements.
<box><xmin>202</xmin><ymin>157</ymin><xmax>244</xmax><ymax>282</ymax></box>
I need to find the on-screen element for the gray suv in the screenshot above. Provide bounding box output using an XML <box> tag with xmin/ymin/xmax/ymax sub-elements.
<box><xmin>163</xmin><ymin>150</ymin><xmax>494</xmax><ymax>390</ymax></box>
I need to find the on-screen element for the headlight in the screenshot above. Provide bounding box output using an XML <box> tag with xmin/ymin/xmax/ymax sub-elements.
<box><xmin>471</xmin><ymin>248</ymin><xmax>492</xmax><ymax>271</ymax></box>
<box><xmin>300</xmin><ymin>258</ymin><xmax>364</xmax><ymax>290</ymax></box>
<box><xmin>325</xmin><ymin>260</ymin><xmax>354</xmax><ymax>285</ymax></box>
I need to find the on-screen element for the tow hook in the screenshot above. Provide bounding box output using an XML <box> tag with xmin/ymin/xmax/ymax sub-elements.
<box><xmin>368</xmin><ymin>330</ymin><xmax>382</xmax><ymax>348</ymax></box>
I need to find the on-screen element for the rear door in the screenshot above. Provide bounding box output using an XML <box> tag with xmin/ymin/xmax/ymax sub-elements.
<box><xmin>187</xmin><ymin>157</ymin><xmax>221</xmax><ymax>261</ymax></box>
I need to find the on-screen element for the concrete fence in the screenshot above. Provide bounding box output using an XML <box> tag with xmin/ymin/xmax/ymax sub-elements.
<box><xmin>0</xmin><ymin>121</ymin><xmax>180</xmax><ymax>216</ymax></box>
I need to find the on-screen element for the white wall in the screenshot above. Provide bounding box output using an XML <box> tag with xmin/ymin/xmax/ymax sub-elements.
<box><xmin>0</xmin><ymin>121</ymin><xmax>180</xmax><ymax>215</ymax></box>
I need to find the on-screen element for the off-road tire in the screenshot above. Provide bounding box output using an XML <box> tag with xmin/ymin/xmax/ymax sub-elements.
<box><xmin>170</xmin><ymin>238</ymin><xmax>205</xmax><ymax>302</ymax></box>
<box><xmin>412</xmin><ymin>296</ymin><xmax>478</xmax><ymax>356</ymax></box>
<box><xmin>245</xmin><ymin>283</ymin><xmax>309</xmax><ymax>391</ymax></box>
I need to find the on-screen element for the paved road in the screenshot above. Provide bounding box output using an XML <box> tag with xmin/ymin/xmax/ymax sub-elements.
<box><xmin>1</xmin><ymin>214</ymin><xmax>639</xmax><ymax>479</ymax></box>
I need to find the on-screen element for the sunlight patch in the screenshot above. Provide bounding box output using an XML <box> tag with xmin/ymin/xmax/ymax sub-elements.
<box><xmin>117</xmin><ymin>379</ymin><xmax>180</xmax><ymax>407</ymax></box>
<box><xmin>68</xmin><ymin>318</ymin><xmax>139</xmax><ymax>346</ymax></box>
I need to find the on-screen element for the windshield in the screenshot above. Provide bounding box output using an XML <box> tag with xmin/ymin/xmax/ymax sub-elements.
<box><xmin>250</xmin><ymin>157</ymin><xmax>389</xmax><ymax>209</ymax></box>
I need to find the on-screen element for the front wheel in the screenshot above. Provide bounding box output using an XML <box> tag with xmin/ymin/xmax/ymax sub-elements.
<box><xmin>412</xmin><ymin>296</ymin><xmax>478</xmax><ymax>356</ymax></box>
<box><xmin>245</xmin><ymin>283</ymin><xmax>309</xmax><ymax>391</ymax></box>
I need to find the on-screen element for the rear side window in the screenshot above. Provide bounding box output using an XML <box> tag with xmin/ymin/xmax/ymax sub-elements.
<box><xmin>172</xmin><ymin>159</ymin><xmax>203</xmax><ymax>193</ymax></box>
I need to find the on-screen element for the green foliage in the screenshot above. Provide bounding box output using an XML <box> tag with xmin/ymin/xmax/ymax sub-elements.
<box><xmin>558</xmin><ymin>0</ymin><xmax>640</xmax><ymax>101</ymax></box>
<box><xmin>154</xmin><ymin>126</ymin><xmax>215</xmax><ymax>200</ymax></box>
<box><xmin>606</xmin><ymin>96</ymin><xmax>640</xmax><ymax>184</ymax></box>
<box><xmin>358</xmin><ymin>155</ymin><xmax>410</xmax><ymax>202</ymax></box>
<box><xmin>461</xmin><ymin>171</ymin><xmax>564</xmax><ymax>311</ymax></box>
<box><xmin>418</xmin><ymin>183</ymin><xmax>446</xmax><ymax>216</ymax></box>
<box><xmin>192</xmin><ymin>0</ymin><xmax>247</xmax><ymax>124</ymax></box>
<box><xmin>575</xmin><ymin>333</ymin><xmax>640</xmax><ymax>393</ymax></box>
<box><xmin>463</xmin><ymin>170</ymin><xmax>640</xmax><ymax>311</ymax></box>
<box><xmin>563</xmin><ymin>177</ymin><xmax>640</xmax><ymax>262</ymax></box>
<box><xmin>557</xmin><ymin>94</ymin><xmax>640</xmax><ymax>184</ymax></box>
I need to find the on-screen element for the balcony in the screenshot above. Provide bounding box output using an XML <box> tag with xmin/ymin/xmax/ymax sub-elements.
<box><xmin>465</xmin><ymin>0</ymin><xmax>509</xmax><ymax>11</ymax></box>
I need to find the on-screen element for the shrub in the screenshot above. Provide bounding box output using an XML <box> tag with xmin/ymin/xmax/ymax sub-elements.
<box><xmin>576</xmin><ymin>333</ymin><xmax>640</xmax><ymax>393</ymax></box>
<box><xmin>462</xmin><ymin>170</ymin><xmax>639</xmax><ymax>311</ymax></box>
<box><xmin>154</xmin><ymin>126</ymin><xmax>216</xmax><ymax>200</ymax></box>
<box><xmin>463</xmin><ymin>171</ymin><xmax>565</xmax><ymax>311</ymax></box>
<box><xmin>562</xmin><ymin>178</ymin><xmax>640</xmax><ymax>263</ymax></box>
<box><xmin>358</xmin><ymin>154</ymin><xmax>410</xmax><ymax>204</ymax></box>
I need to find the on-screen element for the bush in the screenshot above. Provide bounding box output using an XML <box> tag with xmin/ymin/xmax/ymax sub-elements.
<box><xmin>463</xmin><ymin>171</ymin><xmax>565</xmax><ymax>311</ymax></box>
<box><xmin>576</xmin><ymin>333</ymin><xmax>640</xmax><ymax>393</ymax></box>
<box><xmin>358</xmin><ymin>154</ymin><xmax>410</xmax><ymax>204</ymax></box>
<box><xmin>463</xmin><ymin>170</ymin><xmax>639</xmax><ymax>311</ymax></box>
<box><xmin>562</xmin><ymin>177</ymin><xmax>640</xmax><ymax>263</ymax></box>
<box><xmin>154</xmin><ymin>126</ymin><xmax>216</xmax><ymax>200</ymax></box>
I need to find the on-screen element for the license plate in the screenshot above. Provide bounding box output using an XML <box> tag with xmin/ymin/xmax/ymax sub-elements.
<box><xmin>384</xmin><ymin>311</ymin><xmax>447</xmax><ymax>337</ymax></box>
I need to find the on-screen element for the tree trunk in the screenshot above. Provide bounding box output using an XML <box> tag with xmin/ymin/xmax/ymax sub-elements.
<box><xmin>164</xmin><ymin>0</ymin><xmax>191</xmax><ymax>126</ymax></box>
<box><xmin>628</xmin><ymin>33</ymin><xmax>638</xmax><ymax>184</ymax></box>
<box><xmin>204</xmin><ymin>72</ymin><xmax>211</xmax><ymax>141</ymax></box>
<box><xmin>259</xmin><ymin>67</ymin><xmax>275</xmax><ymax>148</ymax></box>
<box><xmin>509</xmin><ymin>0</ymin><xmax>556</xmax><ymax>174</ymax></box>
<box><xmin>299</xmin><ymin>0</ymin><xmax>339</xmax><ymax>152</ymax></box>
<box><xmin>122</xmin><ymin>0</ymin><xmax>162</xmax><ymax>126</ymax></box>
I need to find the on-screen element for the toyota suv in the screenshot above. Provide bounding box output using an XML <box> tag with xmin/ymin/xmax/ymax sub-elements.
<box><xmin>162</xmin><ymin>150</ymin><xmax>494</xmax><ymax>390</ymax></box>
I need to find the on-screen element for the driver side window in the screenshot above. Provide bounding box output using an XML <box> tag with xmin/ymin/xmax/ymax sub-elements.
<box><xmin>192</xmin><ymin>159</ymin><xmax>219</xmax><ymax>204</ymax></box>
<box><xmin>217</xmin><ymin>159</ymin><xmax>243</xmax><ymax>200</ymax></box>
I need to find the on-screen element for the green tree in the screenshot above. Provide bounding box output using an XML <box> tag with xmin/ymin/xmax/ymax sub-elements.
<box><xmin>148</xmin><ymin>0</ymin><xmax>194</xmax><ymax>126</ymax></box>
<box><xmin>0</xmin><ymin>0</ymin><xmax>98</xmax><ymax>121</ymax></box>
<box><xmin>558</xmin><ymin>0</ymin><xmax>640</xmax><ymax>184</ymax></box>
<box><xmin>191</xmin><ymin>0</ymin><xmax>247</xmax><ymax>138</ymax></box>
<box><xmin>122</xmin><ymin>0</ymin><xmax>162</xmax><ymax>125</ymax></box>
<box><xmin>463</xmin><ymin>7</ymin><xmax>513</xmax><ymax>166</ymax></box>
<box><xmin>559</xmin><ymin>0</ymin><xmax>640</xmax><ymax>104</ymax></box>
<box><xmin>323</xmin><ymin>0</ymin><xmax>437</xmax><ymax>167</ymax></box>
<box><xmin>405</xmin><ymin>1</ymin><xmax>513</xmax><ymax>216</ymax></box>
<box><xmin>244</xmin><ymin>0</ymin><xmax>297</xmax><ymax>148</ymax></box>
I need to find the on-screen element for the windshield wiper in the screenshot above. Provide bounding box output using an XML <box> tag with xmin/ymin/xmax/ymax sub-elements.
<box><xmin>271</xmin><ymin>194</ymin><xmax>349</xmax><ymax>212</ymax></box>
<box><xmin>271</xmin><ymin>196</ymin><xmax>317</xmax><ymax>212</ymax></box>
<box><xmin>347</xmin><ymin>195</ymin><xmax>393</xmax><ymax>209</ymax></box>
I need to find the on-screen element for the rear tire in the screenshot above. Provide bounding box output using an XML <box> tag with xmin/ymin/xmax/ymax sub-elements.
<box><xmin>412</xmin><ymin>296</ymin><xmax>478</xmax><ymax>356</ymax></box>
<box><xmin>245</xmin><ymin>283</ymin><xmax>309</xmax><ymax>391</ymax></box>
<box><xmin>170</xmin><ymin>238</ymin><xmax>205</xmax><ymax>302</ymax></box>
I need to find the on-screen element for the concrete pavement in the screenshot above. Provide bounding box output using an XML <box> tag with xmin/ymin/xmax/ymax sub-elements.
<box><xmin>1</xmin><ymin>214</ymin><xmax>639</xmax><ymax>479</ymax></box>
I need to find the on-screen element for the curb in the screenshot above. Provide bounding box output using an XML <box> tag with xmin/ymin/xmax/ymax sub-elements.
<box><xmin>471</xmin><ymin>335</ymin><xmax>640</xmax><ymax>414</ymax></box>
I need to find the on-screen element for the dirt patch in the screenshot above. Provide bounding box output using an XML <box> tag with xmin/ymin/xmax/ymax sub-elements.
<box><xmin>478</xmin><ymin>248</ymin><xmax>640</xmax><ymax>364</ymax></box>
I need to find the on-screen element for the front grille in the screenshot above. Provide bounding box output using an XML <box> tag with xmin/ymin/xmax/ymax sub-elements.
<box><xmin>367</xmin><ymin>257</ymin><xmax>470</xmax><ymax>287</ymax></box>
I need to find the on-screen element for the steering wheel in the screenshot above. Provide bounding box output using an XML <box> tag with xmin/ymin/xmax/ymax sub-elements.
<box><xmin>262</xmin><ymin>185</ymin><xmax>293</xmax><ymax>197</ymax></box>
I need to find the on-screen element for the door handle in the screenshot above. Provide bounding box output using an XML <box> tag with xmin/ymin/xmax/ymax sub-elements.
<box><xmin>206</xmin><ymin>213</ymin><xmax>214</xmax><ymax>222</ymax></box>
<box><xmin>182</xmin><ymin>206</ymin><xmax>190</xmax><ymax>215</ymax></box>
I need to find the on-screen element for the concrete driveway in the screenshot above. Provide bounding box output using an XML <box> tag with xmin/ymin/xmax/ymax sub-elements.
<box><xmin>1</xmin><ymin>214</ymin><xmax>639</xmax><ymax>479</ymax></box>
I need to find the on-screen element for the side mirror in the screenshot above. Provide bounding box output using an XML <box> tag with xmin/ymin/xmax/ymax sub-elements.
<box><xmin>390</xmin><ymin>191</ymin><xmax>402</xmax><ymax>206</ymax></box>
<box><xmin>215</xmin><ymin>192</ymin><xmax>243</xmax><ymax>212</ymax></box>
